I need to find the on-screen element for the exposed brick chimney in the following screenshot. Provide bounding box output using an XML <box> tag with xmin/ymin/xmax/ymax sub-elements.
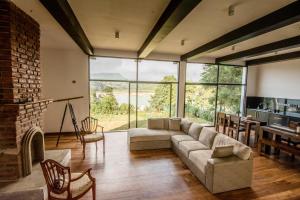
<box><xmin>0</xmin><ymin>0</ymin><xmax>51</xmax><ymax>181</ymax></box>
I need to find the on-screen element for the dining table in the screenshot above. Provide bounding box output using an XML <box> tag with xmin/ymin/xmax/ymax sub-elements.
<box><xmin>225</xmin><ymin>115</ymin><xmax>267</xmax><ymax>146</ymax></box>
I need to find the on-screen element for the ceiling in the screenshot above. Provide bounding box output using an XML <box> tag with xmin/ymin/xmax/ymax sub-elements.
<box><xmin>11</xmin><ymin>0</ymin><xmax>300</xmax><ymax>62</ymax></box>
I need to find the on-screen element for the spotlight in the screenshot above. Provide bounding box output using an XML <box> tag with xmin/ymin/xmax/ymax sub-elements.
<box><xmin>115</xmin><ymin>31</ymin><xmax>119</xmax><ymax>39</ymax></box>
<box><xmin>228</xmin><ymin>5</ymin><xmax>235</xmax><ymax>16</ymax></box>
<box><xmin>181</xmin><ymin>40</ymin><xmax>185</xmax><ymax>46</ymax></box>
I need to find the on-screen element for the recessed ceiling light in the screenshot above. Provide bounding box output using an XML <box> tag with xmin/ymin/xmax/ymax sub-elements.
<box><xmin>181</xmin><ymin>40</ymin><xmax>185</xmax><ymax>46</ymax></box>
<box><xmin>115</xmin><ymin>31</ymin><xmax>119</xmax><ymax>39</ymax></box>
<box><xmin>228</xmin><ymin>5</ymin><xmax>235</xmax><ymax>16</ymax></box>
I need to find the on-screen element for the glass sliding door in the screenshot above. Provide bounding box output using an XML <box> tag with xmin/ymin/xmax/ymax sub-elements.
<box><xmin>89</xmin><ymin>57</ymin><xmax>179</xmax><ymax>132</ymax></box>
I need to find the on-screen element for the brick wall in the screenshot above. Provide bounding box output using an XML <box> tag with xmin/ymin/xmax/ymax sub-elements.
<box><xmin>0</xmin><ymin>1</ymin><xmax>50</xmax><ymax>181</ymax></box>
<box><xmin>0</xmin><ymin>0</ymin><xmax>41</xmax><ymax>104</ymax></box>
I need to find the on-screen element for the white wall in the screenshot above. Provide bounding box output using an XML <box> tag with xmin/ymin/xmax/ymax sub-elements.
<box><xmin>247</xmin><ymin>58</ymin><xmax>300</xmax><ymax>99</ymax></box>
<box><xmin>41</xmin><ymin>48</ymin><xmax>89</xmax><ymax>133</ymax></box>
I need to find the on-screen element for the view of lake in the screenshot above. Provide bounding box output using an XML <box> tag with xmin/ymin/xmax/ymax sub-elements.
<box><xmin>96</xmin><ymin>91</ymin><xmax>153</xmax><ymax>109</ymax></box>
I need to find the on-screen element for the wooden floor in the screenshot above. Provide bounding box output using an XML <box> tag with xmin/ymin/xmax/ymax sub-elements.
<box><xmin>45</xmin><ymin>132</ymin><xmax>300</xmax><ymax>200</ymax></box>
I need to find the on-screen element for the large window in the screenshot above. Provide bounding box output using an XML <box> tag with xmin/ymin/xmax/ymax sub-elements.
<box><xmin>185</xmin><ymin>63</ymin><xmax>247</xmax><ymax>125</ymax></box>
<box><xmin>90</xmin><ymin>57</ymin><xmax>179</xmax><ymax>131</ymax></box>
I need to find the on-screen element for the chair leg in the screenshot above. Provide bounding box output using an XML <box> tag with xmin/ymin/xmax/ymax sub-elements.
<box><xmin>92</xmin><ymin>182</ymin><xmax>96</xmax><ymax>200</ymax></box>
<box><xmin>103</xmin><ymin>137</ymin><xmax>105</xmax><ymax>157</ymax></box>
<box><xmin>83</xmin><ymin>142</ymin><xmax>86</xmax><ymax>160</ymax></box>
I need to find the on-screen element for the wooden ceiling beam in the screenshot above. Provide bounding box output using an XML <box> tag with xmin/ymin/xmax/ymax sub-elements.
<box><xmin>138</xmin><ymin>0</ymin><xmax>202</xmax><ymax>58</ymax></box>
<box><xmin>246</xmin><ymin>51</ymin><xmax>300</xmax><ymax>66</ymax></box>
<box><xmin>40</xmin><ymin>0</ymin><xmax>94</xmax><ymax>55</ymax></box>
<box><xmin>216</xmin><ymin>35</ymin><xmax>300</xmax><ymax>63</ymax></box>
<box><xmin>181</xmin><ymin>1</ymin><xmax>300</xmax><ymax>61</ymax></box>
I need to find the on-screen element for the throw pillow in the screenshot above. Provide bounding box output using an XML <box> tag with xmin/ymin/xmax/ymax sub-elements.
<box><xmin>148</xmin><ymin>118</ymin><xmax>164</xmax><ymax>129</ymax></box>
<box><xmin>169</xmin><ymin>118</ymin><xmax>181</xmax><ymax>131</ymax></box>
<box><xmin>233</xmin><ymin>142</ymin><xmax>252</xmax><ymax>160</ymax></box>
<box><xmin>180</xmin><ymin>118</ymin><xmax>193</xmax><ymax>134</ymax></box>
<box><xmin>188</xmin><ymin>123</ymin><xmax>203</xmax><ymax>140</ymax></box>
<box><xmin>211</xmin><ymin>145</ymin><xmax>234</xmax><ymax>158</ymax></box>
<box><xmin>198</xmin><ymin>127</ymin><xmax>217</xmax><ymax>148</ymax></box>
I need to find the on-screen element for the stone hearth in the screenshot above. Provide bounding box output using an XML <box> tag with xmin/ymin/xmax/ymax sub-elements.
<box><xmin>0</xmin><ymin>149</ymin><xmax>71</xmax><ymax>200</ymax></box>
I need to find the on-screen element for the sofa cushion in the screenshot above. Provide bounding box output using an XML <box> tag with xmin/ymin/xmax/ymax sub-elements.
<box><xmin>198</xmin><ymin>127</ymin><xmax>217</xmax><ymax>148</ymax></box>
<box><xmin>148</xmin><ymin>118</ymin><xmax>165</xmax><ymax>129</ymax></box>
<box><xmin>128</xmin><ymin>128</ymin><xmax>184</xmax><ymax>142</ymax></box>
<box><xmin>189</xmin><ymin>150</ymin><xmax>213</xmax><ymax>174</ymax></box>
<box><xmin>211</xmin><ymin>145</ymin><xmax>234</xmax><ymax>158</ymax></box>
<box><xmin>233</xmin><ymin>142</ymin><xmax>252</xmax><ymax>160</ymax></box>
<box><xmin>180</xmin><ymin>118</ymin><xmax>193</xmax><ymax>134</ymax></box>
<box><xmin>188</xmin><ymin>123</ymin><xmax>203</xmax><ymax>140</ymax></box>
<box><xmin>171</xmin><ymin>135</ymin><xmax>195</xmax><ymax>147</ymax></box>
<box><xmin>169</xmin><ymin>118</ymin><xmax>181</xmax><ymax>131</ymax></box>
<box><xmin>179</xmin><ymin>141</ymin><xmax>210</xmax><ymax>157</ymax></box>
<box><xmin>212</xmin><ymin>133</ymin><xmax>252</xmax><ymax>160</ymax></box>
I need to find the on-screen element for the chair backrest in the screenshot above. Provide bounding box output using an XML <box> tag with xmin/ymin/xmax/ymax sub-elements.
<box><xmin>228</xmin><ymin>115</ymin><xmax>241</xmax><ymax>131</ymax></box>
<box><xmin>81</xmin><ymin>117</ymin><xmax>98</xmax><ymax>133</ymax></box>
<box><xmin>216</xmin><ymin>112</ymin><xmax>226</xmax><ymax>133</ymax></box>
<box><xmin>40</xmin><ymin>159</ymin><xmax>71</xmax><ymax>197</ymax></box>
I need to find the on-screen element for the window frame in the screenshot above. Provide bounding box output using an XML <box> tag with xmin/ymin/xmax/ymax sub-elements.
<box><xmin>184</xmin><ymin>62</ymin><xmax>248</xmax><ymax>126</ymax></box>
<box><xmin>88</xmin><ymin>56</ymin><xmax>180</xmax><ymax>131</ymax></box>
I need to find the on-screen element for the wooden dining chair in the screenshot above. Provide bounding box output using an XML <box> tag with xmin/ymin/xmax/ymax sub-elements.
<box><xmin>81</xmin><ymin>117</ymin><xmax>105</xmax><ymax>159</ymax></box>
<box><xmin>40</xmin><ymin>159</ymin><xmax>96</xmax><ymax>200</ymax></box>
<box><xmin>215</xmin><ymin>112</ymin><xmax>227</xmax><ymax>134</ymax></box>
<box><xmin>228</xmin><ymin>115</ymin><xmax>245</xmax><ymax>141</ymax></box>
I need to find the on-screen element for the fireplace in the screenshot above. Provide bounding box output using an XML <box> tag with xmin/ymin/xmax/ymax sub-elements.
<box><xmin>0</xmin><ymin>1</ymin><xmax>52</xmax><ymax>182</ymax></box>
<box><xmin>22</xmin><ymin>126</ymin><xmax>45</xmax><ymax>176</ymax></box>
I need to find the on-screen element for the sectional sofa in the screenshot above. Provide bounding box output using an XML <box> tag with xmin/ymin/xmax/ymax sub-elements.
<box><xmin>128</xmin><ymin>118</ymin><xmax>253</xmax><ymax>194</ymax></box>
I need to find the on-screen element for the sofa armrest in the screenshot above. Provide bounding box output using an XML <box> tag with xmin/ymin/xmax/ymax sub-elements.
<box><xmin>205</xmin><ymin>157</ymin><xmax>253</xmax><ymax>194</ymax></box>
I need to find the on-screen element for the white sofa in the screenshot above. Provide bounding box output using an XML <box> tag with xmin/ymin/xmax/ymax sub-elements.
<box><xmin>128</xmin><ymin>118</ymin><xmax>253</xmax><ymax>194</ymax></box>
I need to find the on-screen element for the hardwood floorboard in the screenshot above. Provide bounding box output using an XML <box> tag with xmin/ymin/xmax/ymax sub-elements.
<box><xmin>45</xmin><ymin>132</ymin><xmax>300</xmax><ymax>200</ymax></box>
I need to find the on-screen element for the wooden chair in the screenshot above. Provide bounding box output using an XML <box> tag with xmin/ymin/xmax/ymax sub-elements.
<box><xmin>215</xmin><ymin>112</ymin><xmax>227</xmax><ymax>134</ymax></box>
<box><xmin>228</xmin><ymin>115</ymin><xmax>245</xmax><ymax>141</ymax></box>
<box><xmin>81</xmin><ymin>117</ymin><xmax>105</xmax><ymax>159</ymax></box>
<box><xmin>40</xmin><ymin>159</ymin><xmax>96</xmax><ymax>200</ymax></box>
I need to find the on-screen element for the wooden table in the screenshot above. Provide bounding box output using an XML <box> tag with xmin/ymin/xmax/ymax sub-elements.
<box><xmin>258</xmin><ymin>126</ymin><xmax>300</xmax><ymax>156</ymax></box>
<box><xmin>224</xmin><ymin>115</ymin><xmax>265</xmax><ymax>146</ymax></box>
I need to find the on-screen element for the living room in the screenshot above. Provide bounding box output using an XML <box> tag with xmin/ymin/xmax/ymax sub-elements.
<box><xmin>0</xmin><ymin>0</ymin><xmax>300</xmax><ymax>199</ymax></box>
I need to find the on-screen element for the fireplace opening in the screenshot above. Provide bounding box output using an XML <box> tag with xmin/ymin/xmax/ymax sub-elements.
<box><xmin>22</xmin><ymin>127</ymin><xmax>45</xmax><ymax>176</ymax></box>
<box><xmin>31</xmin><ymin>133</ymin><xmax>44</xmax><ymax>164</ymax></box>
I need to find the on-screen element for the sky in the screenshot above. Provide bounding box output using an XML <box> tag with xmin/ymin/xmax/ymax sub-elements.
<box><xmin>90</xmin><ymin>57</ymin><xmax>210</xmax><ymax>82</ymax></box>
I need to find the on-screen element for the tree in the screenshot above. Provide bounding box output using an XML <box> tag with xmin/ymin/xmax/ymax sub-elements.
<box><xmin>201</xmin><ymin>65</ymin><xmax>242</xmax><ymax>114</ymax></box>
<box><xmin>91</xmin><ymin>86</ymin><xmax>119</xmax><ymax>114</ymax></box>
<box><xmin>149</xmin><ymin>75</ymin><xmax>177</xmax><ymax>113</ymax></box>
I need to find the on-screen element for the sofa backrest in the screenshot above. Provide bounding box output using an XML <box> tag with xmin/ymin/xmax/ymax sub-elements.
<box><xmin>148</xmin><ymin>118</ymin><xmax>169</xmax><ymax>130</ymax></box>
<box><xmin>188</xmin><ymin>123</ymin><xmax>203</xmax><ymax>140</ymax></box>
<box><xmin>180</xmin><ymin>118</ymin><xmax>193</xmax><ymax>134</ymax></box>
<box><xmin>212</xmin><ymin>133</ymin><xmax>253</xmax><ymax>160</ymax></box>
<box><xmin>198</xmin><ymin>127</ymin><xmax>218</xmax><ymax>148</ymax></box>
